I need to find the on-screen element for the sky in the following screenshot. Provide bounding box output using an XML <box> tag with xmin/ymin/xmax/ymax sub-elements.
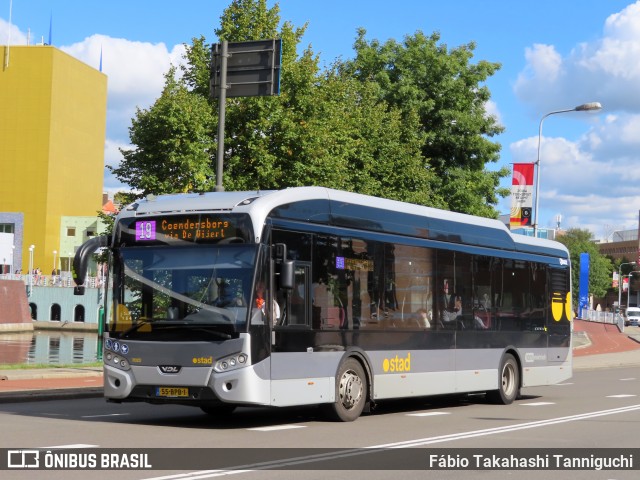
<box><xmin>1</xmin><ymin>0</ymin><xmax>639</xmax><ymax>240</ymax></box>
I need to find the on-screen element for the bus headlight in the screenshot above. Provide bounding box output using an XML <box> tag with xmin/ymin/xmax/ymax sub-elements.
<box><xmin>104</xmin><ymin>352</ymin><xmax>131</xmax><ymax>371</ymax></box>
<box><xmin>214</xmin><ymin>353</ymin><xmax>248</xmax><ymax>373</ymax></box>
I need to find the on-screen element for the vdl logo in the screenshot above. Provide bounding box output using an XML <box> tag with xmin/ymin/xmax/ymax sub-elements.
<box><xmin>8</xmin><ymin>450</ymin><xmax>40</xmax><ymax>468</ymax></box>
<box><xmin>158</xmin><ymin>365</ymin><xmax>181</xmax><ymax>374</ymax></box>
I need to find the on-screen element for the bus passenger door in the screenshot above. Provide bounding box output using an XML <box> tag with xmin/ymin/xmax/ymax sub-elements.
<box><xmin>271</xmin><ymin>262</ymin><xmax>324</xmax><ymax>406</ymax></box>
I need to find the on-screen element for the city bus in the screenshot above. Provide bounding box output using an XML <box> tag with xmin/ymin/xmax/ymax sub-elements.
<box><xmin>73</xmin><ymin>187</ymin><xmax>572</xmax><ymax>421</ymax></box>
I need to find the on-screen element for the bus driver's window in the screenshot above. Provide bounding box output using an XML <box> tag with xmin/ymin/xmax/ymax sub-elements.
<box><xmin>255</xmin><ymin>280</ymin><xmax>280</xmax><ymax>325</ymax></box>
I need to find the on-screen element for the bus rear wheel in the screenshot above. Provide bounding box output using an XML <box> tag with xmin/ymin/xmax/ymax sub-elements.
<box><xmin>324</xmin><ymin>358</ymin><xmax>367</xmax><ymax>422</ymax></box>
<box><xmin>487</xmin><ymin>353</ymin><xmax>519</xmax><ymax>405</ymax></box>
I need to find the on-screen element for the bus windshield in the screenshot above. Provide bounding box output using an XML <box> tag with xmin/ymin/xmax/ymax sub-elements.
<box><xmin>109</xmin><ymin>244</ymin><xmax>258</xmax><ymax>338</ymax></box>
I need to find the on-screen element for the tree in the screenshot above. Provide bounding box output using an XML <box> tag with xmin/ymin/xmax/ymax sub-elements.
<box><xmin>338</xmin><ymin>29</ymin><xmax>510</xmax><ymax>215</ymax></box>
<box><xmin>556</xmin><ymin>229</ymin><xmax>613</xmax><ymax>305</ymax></box>
<box><xmin>182</xmin><ymin>0</ymin><xmax>434</xmax><ymax>201</ymax></box>
<box><xmin>110</xmin><ymin>67</ymin><xmax>216</xmax><ymax>197</ymax></box>
<box><xmin>115</xmin><ymin>0</ymin><xmax>508</xmax><ymax>218</ymax></box>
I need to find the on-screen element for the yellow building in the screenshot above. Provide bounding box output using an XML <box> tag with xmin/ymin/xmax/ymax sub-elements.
<box><xmin>0</xmin><ymin>45</ymin><xmax>107</xmax><ymax>273</ymax></box>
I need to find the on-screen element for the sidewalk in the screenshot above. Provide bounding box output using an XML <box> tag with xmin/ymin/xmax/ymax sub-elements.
<box><xmin>572</xmin><ymin>320</ymin><xmax>640</xmax><ymax>370</ymax></box>
<box><xmin>1</xmin><ymin>321</ymin><xmax>640</xmax><ymax>403</ymax></box>
<box><xmin>0</xmin><ymin>366</ymin><xmax>103</xmax><ymax>403</ymax></box>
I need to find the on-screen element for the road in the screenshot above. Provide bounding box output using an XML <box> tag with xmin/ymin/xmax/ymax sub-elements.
<box><xmin>1</xmin><ymin>367</ymin><xmax>639</xmax><ymax>480</ymax></box>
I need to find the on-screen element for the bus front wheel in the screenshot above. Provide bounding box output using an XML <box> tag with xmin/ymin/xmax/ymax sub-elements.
<box><xmin>324</xmin><ymin>358</ymin><xmax>367</xmax><ymax>422</ymax></box>
<box><xmin>487</xmin><ymin>353</ymin><xmax>519</xmax><ymax>405</ymax></box>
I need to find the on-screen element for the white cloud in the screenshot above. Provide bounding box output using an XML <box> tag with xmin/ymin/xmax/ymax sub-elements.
<box><xmin>604</xmin><ymin>1</ymin><xmax>640</xmax><ymax>40</ymax></box>
<box><xmin>104</xmin><ymin>138</ymin><xmax>128</xmax><ymax>170</ymax></box>
<box><xmin>512</xmin><ymin>116</ymin><xmax>640</xmax><ymax>233</ymax></box>
<box><xmin>0</xmin><ymin>17</ymin><xmax>27</xmax><ymax>45</ymax></box>
<box><xmin>525</xmin><ymin>44</ymin><xmax>563</xmax><ymax>80</ymax></box>
<box><xmin>63</xmin><ymin>35</ymin><xmax>187</xmax><ymax>193</ymax></box>
<box><xmin>516</xmin><ymin>1</ymin><xmax>640</xmax><ymax>113</ymax></box>
<box><xmin>511</xmin><ymin>1</ymin><xmax>640</xmax><ymax>237</ymax></box>
<box><xmin>484</xmin><ymin>99</ymin><xmax>502</xmax><ymax>126</ymax></box>
<box><xmin>62</xmin><ymin>34</ymin><xmax>187</xmax><ymax>144</ymax></box>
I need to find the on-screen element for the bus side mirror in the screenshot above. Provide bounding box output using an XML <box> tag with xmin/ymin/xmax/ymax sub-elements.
<box><xmin>274</xmin><ymin>243</ymin><xmax>287</xmax><ymax>261</ymax></box>
<box><xmin>280</xmin><ymin>260</ymin><xmax>294</xmax><ymax>290</ymax></box>
<box><xmin>73</xmin><ymin>235</ymin><xmax>109</xmax><ymax>294</ymax></box>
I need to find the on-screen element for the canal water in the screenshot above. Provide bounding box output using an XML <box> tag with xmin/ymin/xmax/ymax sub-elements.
<box><xmin>0</xmin><ymin>331</ymin><xmax>101</xmax><ymax>365</ymax></box>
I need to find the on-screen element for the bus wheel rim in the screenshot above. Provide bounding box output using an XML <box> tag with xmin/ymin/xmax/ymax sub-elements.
<box><xmin>339</xmin><ymin>369</ymin><xmax>363</xmax><ymax>410</ymax></box>
<box><xmin>502</xmin><ymin>362</ymin><xmax>516</xmax><ymax>397</ymax></box>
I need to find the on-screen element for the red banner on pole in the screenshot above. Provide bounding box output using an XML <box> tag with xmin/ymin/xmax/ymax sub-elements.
<box><xmin>510</xmin><ymin>163</ymin><xmax>535</xmax><ymax>228</ymax></box>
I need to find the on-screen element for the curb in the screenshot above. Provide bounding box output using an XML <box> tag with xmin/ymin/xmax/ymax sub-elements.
<box><xmin>571</xmin><ymin>331</ymin><xmax>591</xmax><ymax>350</ymax></box>
<box><xmin>0</xmin><ymin>370</ymin><xmax>102</xmax><ymax>381</ymax></box>
<box><xmin>0</xmin><ymin>387</ymin><xmax>104</xmax><ymax>404</ymax></box>
<box><xmin>573</xmin><ymin>354</ymin><xmax>640</xmax><ymax>371</ymax></box>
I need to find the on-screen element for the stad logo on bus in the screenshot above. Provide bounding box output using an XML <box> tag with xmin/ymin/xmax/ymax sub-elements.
<box><xmin>382</xmin><ymin>352</ymin><xmax>411</xmax><ymax>373</ymax></box>
<box><xmin>551</xmin><ymin>292</ymin><xmax>572</xmax><ymax>322</ymax></box>
<box><xmin>192</xmin><ymin>356</ymin><xmax>213</xmax><ymax>365</ymax></box>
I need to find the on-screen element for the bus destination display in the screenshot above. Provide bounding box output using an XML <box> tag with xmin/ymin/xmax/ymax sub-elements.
<box><xmin>135</xmin><ymin>217</ymin><xmax>236</xmax><ymax>242</ymax></box>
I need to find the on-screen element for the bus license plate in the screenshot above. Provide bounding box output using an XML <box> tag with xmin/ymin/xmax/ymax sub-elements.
<box><xmin>156</xmin><ymin>387</ymin><xmax>189</xmax><ymax>398</ymax></box>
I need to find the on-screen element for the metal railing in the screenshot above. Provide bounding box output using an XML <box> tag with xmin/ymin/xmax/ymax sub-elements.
<box><xmin>578</xmin><ymin>308</ymin><xmax>624</xmax><ymax>330</ymax></box>
<box><xmin>0</xmin><ymin>273</ymin><xmax>105</xmax><ymax>289</ymax></box>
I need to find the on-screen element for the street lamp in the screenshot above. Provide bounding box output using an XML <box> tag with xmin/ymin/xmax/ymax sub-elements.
<box><xmin>52</xmin><ymin>250</ymin><xmax>58</xmax><ymax>285</ymax></box>
<box><xmin>533</xmin><ymin>102</ymin><xmax>602</xmax><ymax>236</ymax></box>
<box><xmin>28</xmin><ymin>245</ymin><xmax>35</xmax><ymax>296</ymax></box>
<box><xmin>623</xmin><ymin>273</ymin><xmax>637</xmax><ymax>313</ymax></box>
<box><xmin>618</xmin><ymin>262</ymin><xmax>636</xmax><ymax>312</ymax></box>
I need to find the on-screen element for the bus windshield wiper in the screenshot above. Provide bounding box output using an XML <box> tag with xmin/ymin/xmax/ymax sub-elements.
<box><xmin>120</xmin><ymin>320</ymin><xmax>155</xmax><ymax>336</ymax></box>
<box><xmin>120</xmin><ymin>319</ymin><xmax>183</xmax><ymax>336</ymax></box>
<box><xmin>191</xmin><ymin>326</ymin><xmax>232</xmax><ymax>340</ymax></box>
<box><xmin>120</xmin><ymin>320</ymin><xmax>233</xmax><ymax>339</ymax></box>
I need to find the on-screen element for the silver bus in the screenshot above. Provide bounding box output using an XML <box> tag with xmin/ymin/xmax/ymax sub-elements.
<box><xmin>74</xmin><ymin>187</ymin><xmax>572</xmax><ymax>421</ymax></box>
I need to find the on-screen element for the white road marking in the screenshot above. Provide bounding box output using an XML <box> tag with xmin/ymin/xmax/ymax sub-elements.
<box><xmin>407</xmin><ymin>412</ymin><xmax>450</xmax><ymax>417</ymax></box>
<box><xmin>81</xmin><ymin>413</ymin><xmax>131</xmax><ymax>418</ymax></box>
<box><xmin>41</xmin><ymin>444</ymin><xmax>99</xmax><ymax>449</ymax></box>
<box><xmin>141</xmin><ymin>404</ymin><xmax>640</xmax><ymax>480</ymax></box>
<box><xmin>520</xmin><ymin>402</ymin><xmax>555</xmax><ymax>406</ymax></box>
<box><xmin>247</xmin><ymin>425</ymin><xmax>306</xmax><ymax>432</ymax></box>
<box><xmin>607</xmin><ymin>394</ymin><xmax>636</xmax><ymax>398</ymax></box>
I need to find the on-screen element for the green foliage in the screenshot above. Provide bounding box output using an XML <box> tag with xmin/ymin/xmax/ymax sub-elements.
<box><xmin>181</xmin><ymin>36</ymin><xmax>212</xmax><ymax>98</ymax></box>
<box><xmin>216</xmin><ymin>0</ymin><xmax>282</xmax><ymax>41</ymax></box>
<box><xmin>113</xmin><ymin>0</ymin><xmax>509</xmax><ymax>218</ymax></box>
<box><xmin>114</xmin><ymin>191</ymin><xmax>136</xmax><ymax>207</ymax></box>
<box><xmin>110</xmin><ymin>67</ymin><xmax>216</xmax><ymax>196</ymax></box>
<box><xmin>340</xmin><ymin>29</ymin><xmax>506</xmax><ymax>215</ymax></box>
<box><xmin>556</xmin><ymin>229</ymin><xmax>613</xmax><ymax>303</ymax></box>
